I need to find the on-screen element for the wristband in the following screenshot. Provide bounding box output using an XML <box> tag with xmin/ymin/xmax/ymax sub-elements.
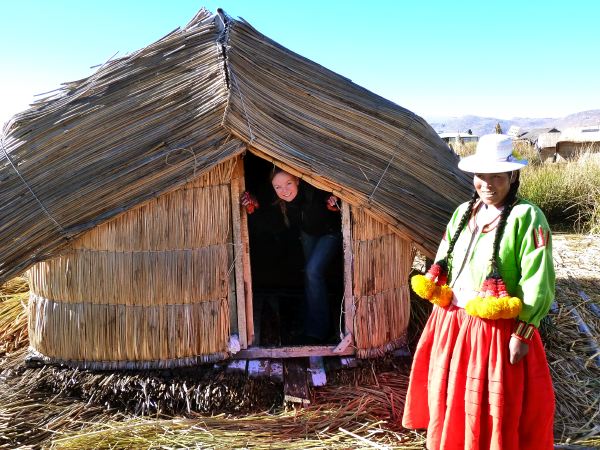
<box><xmin>512</xmin><ymin>320</ymin><xmax>535</xmax><ymax>343</ymax></box>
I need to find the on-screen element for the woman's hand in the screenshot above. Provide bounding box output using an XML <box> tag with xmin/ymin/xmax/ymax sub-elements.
<box><xmin>326</xmin><ymin>195</ymin><xmax>340</xmax><ymax>211</ymax></box>
<box><xmin>240</xmin><ymin>191</ymin><xmax>259</xmax><ymax>214</ymax></box>
<box><xmin>509</xmin><ymin>335</ymin><xmax>529</xmax><ymax>364</ymax></box>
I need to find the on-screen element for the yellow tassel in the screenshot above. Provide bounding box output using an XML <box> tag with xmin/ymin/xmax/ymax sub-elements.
<box><xmin>431</xmin><ymin>284</ymin><xmax>453</xmax><ymax>307</ymax></box>
<box><xmin>465</xmin><ymin>295</ymin><xmax>523</xmax><ymax>319</ymax></box>
<box><xmin>411</xmin><ymin>274</ymin><xmax>436</xmax><ymax>300</ymax></box>
<box><xmin>465</xmin><ymin>296</ymin><xmax>484</xmax><ymax>316</ymax></box>
<box><xmin>503</xmin><ymin>296</ymin><xmax>523</xmax><ymax>319</ymax></box>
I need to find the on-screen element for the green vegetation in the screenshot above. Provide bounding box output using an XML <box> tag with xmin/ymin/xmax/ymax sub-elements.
<box><xmin>519</xmin><ymin>148</ymin><xmax>600</xmax><ymax>233</ymax></box>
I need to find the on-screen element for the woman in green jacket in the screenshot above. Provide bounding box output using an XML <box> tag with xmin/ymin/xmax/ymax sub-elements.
<box><xmin>402</xmin><ymin>134</ymin><xmax>555</xmax><ymax>449</ymax></box>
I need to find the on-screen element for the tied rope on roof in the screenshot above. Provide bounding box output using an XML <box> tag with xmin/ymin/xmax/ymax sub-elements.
<box><xmin>368</xmin><ymin>113</ymin><xmax>416</xmax><ymax>203</ymax></box>
<box><xmin>0</xmin><ymin>137</ymin><xmax>68</xmax><ymax>241</ymax></box>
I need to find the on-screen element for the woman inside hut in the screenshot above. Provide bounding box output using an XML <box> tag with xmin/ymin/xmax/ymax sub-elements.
<box><xmin>403</xmin><ymin>134</ymin><xmax>555</xmax><ymax>449</ymax></box>
<box><xmin>241</xmin><ymin>167</ymin><xmax>342</xmax><ymax>345</ymax></box>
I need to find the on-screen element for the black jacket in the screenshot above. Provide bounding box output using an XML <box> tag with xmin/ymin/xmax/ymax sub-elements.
<box><xmin>284</xmin><ymin>182</ymin><xmax>340</xmax><ymax>236</ymax></box>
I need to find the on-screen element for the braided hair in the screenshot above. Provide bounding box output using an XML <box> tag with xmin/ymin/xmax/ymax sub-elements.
<box><xmin>434</xmin><ymin>190</ymin><xmax>479</xmax><ymax>275</ymax></box>
<box><xmin>436</xmin><ymin>172</ymin><xmax>521</xmax><ymax>279</ymax></box>
<box><xmin>489</xmin><ymin>173</ymin><xmax>520</xmax><ymax>277</ymax></box>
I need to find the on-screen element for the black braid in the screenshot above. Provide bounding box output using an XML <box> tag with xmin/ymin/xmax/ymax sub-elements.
<box><xmin>435</xmin><ymin>190</ymin><xmax>479</xmax><ymax>272</ymax></box>
<box><xmin>489</xmin><ymin>176</ymin><xmax>520</xmax><ymax>276</ymax></box>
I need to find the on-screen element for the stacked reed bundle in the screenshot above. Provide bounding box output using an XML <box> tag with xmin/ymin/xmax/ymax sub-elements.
<box><xmin>351</xmin><ymin>208</ymin><xmax>414</xmax><ymax>357</ymax></box>
<box><xmin>223</xmin><ymin>17</ymin><xmax>471</xmax><ymax>257</ymax></box>
<box><xmin>0</xmin><ymin>9</ymin><xmax>245</xmax><ymax>285</ymax></box>
<box><xmin>27</xmin><ymin>160</ymin><xmax>237</xmax><ymax>369</ymax></box>
<box><xmin>0</xmin><ymin>277</ymin><xmax>29</xmax><ymax>356</ymax></box>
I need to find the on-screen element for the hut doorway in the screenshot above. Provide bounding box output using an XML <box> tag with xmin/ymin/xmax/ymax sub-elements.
<box><xmin>241</xmin><ymin>153</ymin><xmax>345</xmax><ymax>350</ymax></box>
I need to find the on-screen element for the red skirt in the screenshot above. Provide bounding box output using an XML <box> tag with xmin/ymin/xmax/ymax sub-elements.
<box><xmin>402</xmin><ymin>305</ymin><xmax>554</xmax><ymax>450</ymax></box>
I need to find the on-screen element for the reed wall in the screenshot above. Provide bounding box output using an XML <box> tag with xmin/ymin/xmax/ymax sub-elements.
<box><xmin>351</xmin><ymin>208</ymin><xmax>414</xmax><ymax>358</ymax></box>
<box><xmin>27</xmin><ymin>160</ymin><xmax>236</xmax><ymax>368</ymax></box>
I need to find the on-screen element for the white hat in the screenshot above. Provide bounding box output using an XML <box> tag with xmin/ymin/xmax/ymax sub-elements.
<box><xmin>458</xmin><ymin>134</ymin><xmax>527</xmax><ymax>173</ymax></box>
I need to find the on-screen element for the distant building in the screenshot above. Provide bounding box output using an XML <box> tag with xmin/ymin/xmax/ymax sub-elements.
<box><xmin>519</xmin><ymin>127</ymin><xmax>560</xmax><ymax>145</ymax></box>
<box><xmin>556</xmin><ymin>126</ymin><xmax>600</xmax><ymax>158</ymax></box>
<box><xmin>438</xmin><ymin>132</ymin><xmax>479</xmax><ymax>147</ymax></box>
<box><xmin>537</xmin><ymin>132</ymin><xmax>562</xmax><ymax>161</ymax></box>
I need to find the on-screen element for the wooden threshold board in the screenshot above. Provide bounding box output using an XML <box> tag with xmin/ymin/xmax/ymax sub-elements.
<box><xmin>233</xmin><ymin>344</ymin><xmax>355</xmax><ymax>359</ymax></box>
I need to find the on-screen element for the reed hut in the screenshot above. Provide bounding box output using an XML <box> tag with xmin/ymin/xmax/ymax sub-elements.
<box><xmin>522</xmin><ymin>127</ymin><xmax>559</xmax><ymax>146</ymax></box>
<box><xmin>537</xmin><ymin>131</ymin><xmax>561</xmax><ymax>161</ymax></box>
<box><xmin>0</xmin><ymin>8</ymin><xmax>471</xmax><ymax>369</ymax></box>
<box><xmin>556</xmin><ymin>126</ymin><xmax>600</xmax><ymax>158</ymax></box>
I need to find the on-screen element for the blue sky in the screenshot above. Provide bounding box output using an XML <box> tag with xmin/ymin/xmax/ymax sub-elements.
<box><xmin>2</xmin><ymin>0</ymin><xmax>599</xmax><ymax>125</ymax></box>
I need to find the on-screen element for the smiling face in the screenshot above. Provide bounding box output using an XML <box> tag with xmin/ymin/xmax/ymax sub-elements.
<box><xmin>271</xmin><ymin>171</ymin><xmax>300</xmax><ymax>202</ymax></box>
<box><xmin>474</xmin><ymin>172</ymin><xmax>513</xmax><ymax>207</ymax></box>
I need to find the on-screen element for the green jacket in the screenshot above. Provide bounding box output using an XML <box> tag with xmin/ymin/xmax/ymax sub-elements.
<box><xmin>435</xmin><ymin>199</ymin><xmax>555</xmax><ymax>327</ymax></box>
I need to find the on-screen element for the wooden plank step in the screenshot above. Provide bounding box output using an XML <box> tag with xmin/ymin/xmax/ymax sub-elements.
<box><xmin>283</xmin><ymin>359</ymin><xmax>310</xmax><ymax>406</ymax></box>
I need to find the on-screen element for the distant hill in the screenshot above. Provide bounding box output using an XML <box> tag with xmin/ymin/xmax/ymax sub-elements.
<box><xmin>427</xmin><ymin>109</ymin><xmax>600</xmax><ymax>136</ymax></box>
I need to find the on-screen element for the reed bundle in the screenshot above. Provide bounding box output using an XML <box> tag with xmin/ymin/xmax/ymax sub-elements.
<box><xmin>28</xmin><ymin>294</ymin><xmax>229</xmax><ymax>367</ymax></box>
<box><xmin>352</xmin><ymin>209</ymin><xmax>414</xmax><ymax>357</ymax></box>
<box><xmin>0</xmin><ymin>277</ymin><xmax>29</xmax><ymax>356</ymax></box>
<box><xmin>314</xmin><ymin>371</ymin><xmax>411</xmax><ymax>424</ymax></box>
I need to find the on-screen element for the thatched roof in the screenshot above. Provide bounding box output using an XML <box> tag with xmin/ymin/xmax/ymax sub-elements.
<box><xmin>537</xmin><ymin>131</ymin><xmax>561</xmax><ymax>149</ymax></box>
<box><xmin>0</xmin><ymin>8</ymin><xmax>470</xmax><ymax>284</ymax></box>
<box><xmin>558</xmin><ymin>126</ymin><xmax>600</xmax><ymax>144</ymax></box>
<box><xmin>521</xmin><ymin>127</ymin><xmax>560</xmax><ymax>143</ymax></box>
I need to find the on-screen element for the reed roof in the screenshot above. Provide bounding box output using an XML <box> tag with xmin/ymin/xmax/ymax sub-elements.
<box><xmin>0</xmin><ymin>8</ymin><xmax>471</xmax><ymax>284</ymax></box>
<box><xmin>558</xmin><ymin>126</ymin><xmax>600</xmax><ymax>143</ymax></box>
<box><xmin>537</xmin><ymin>132</ymin><xmax>561</xmax><ymax>149</ymax></box>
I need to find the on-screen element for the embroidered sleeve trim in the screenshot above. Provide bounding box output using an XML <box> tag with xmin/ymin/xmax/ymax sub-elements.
<box><xmin>532</xmin><ymin>225</ymin><xmax>549</xmax><ymax>249</ymax></box>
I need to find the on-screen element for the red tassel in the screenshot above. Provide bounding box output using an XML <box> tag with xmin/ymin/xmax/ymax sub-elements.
<box><xmin>437</xmin><ymin>273</ymin><xmax>448</xmax><ymax>286</ymax></box>
<box><xmin>428</xmin><ymin>264</ymin><xmax>442</xmax><ymax>278</ymax></box>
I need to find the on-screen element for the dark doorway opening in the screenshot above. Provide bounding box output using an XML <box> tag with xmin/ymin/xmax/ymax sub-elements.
<box><xmin>243</xmin><ymin>152</ymin><xmax>344</xmax><ymax>347</ymax></box>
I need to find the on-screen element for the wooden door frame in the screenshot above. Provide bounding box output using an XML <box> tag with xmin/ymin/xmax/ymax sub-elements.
<box><xmin>230</xmin><ymin>156</ymin><xmax>253</xmax><ymax>349</ymax></box>
<box><xmin>230</xmin><ymin>152</ymin><xmax>356</xmax><ymax>358</ymax></box>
